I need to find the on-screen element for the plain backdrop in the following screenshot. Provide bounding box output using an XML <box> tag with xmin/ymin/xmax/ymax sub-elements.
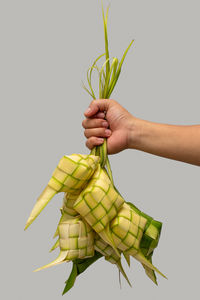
<box><xmin>1</xmin><ymin>0</ymin><xmax>199</xmax><ymax>299</ymax></box>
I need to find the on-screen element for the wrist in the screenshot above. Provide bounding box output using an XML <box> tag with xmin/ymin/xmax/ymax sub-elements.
<box><xmin>127</xmin><ymin>117</ymin><xmax>144</xmax><ymax>150</ymax></box>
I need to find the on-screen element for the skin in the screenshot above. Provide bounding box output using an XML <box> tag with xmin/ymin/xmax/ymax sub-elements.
<box><xmin>82</xmin><ymin>99</ymin><xmax>200</xmax><ymax>167</ymax></box>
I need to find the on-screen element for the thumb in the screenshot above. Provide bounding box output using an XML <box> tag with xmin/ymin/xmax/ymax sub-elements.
<box><xmin>84</xmin><ymin>99</ymin><xmax>111</xmax><ymax>117</ymax></box>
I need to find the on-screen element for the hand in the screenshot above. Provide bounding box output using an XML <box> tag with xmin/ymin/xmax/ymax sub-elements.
<box><xmin>83</xmin><ymin>99</ymin><xmax>200</xmax><ymax>165</ymax></box>
<box><xmin>82</xmin><ymin>99</ymin><xmax>135</xmax><ymax>154</ymax></box>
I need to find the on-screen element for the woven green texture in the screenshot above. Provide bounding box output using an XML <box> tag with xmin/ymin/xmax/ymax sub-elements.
<box><xmin>94</xmin><ymin>234</ymin><xmax>119</xmax><ymax>264</ymax></box>
<box><xmin>53</xmin><ymin>193</ymin><xmax>80</xmax><ymax>239</ymax></box>
<box><xmin>140</xmin><ymin>219</ymin><xmax>162</xmax><ymax>284</ymax></box>
<box><xmin>94</xmin><ymin>233</ymin><xmax>131</xmax><ymax>286</ymax></box>
<box><xmin>49</xmin><ymin>154</ymin><xmax>100</xmax><ymax>195</ymax></box>
<box><xmin>141</xmin><ymin>224</ymin><xmax>160</xmax><ymax>255</ymax></box>
<box><xmin>110</xmin><ymin>203</ymin><xmax>147</xmax><ymax>252</ymax></box>
<box><xmin>74</xmin><ymin>164</ymin><xmax>124</xmax><ymax>233</ymax></box>
<box><xmin>58</xmin><ymin>214</ymin><xmax>94</xmax><ymax>260</ymax></box>
<box><xmin>126</xmin><ymin>202</ymin><xmax>163</xmax><ymax>284</ymax></box>
<box><xmin>62</xmin><ymin>193</ymin><xmax>80</xmax><ymax>218</ymax></box>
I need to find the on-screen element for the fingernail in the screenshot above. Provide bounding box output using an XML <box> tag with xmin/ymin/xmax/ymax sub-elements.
<box><xmin>102</xmin><ymin>121</ymin><xmax>108</xmax><ymax>127</ymax></box>
<box><xmin>105</xmin><ymin>129</ymin><xmax>111</xmax><ymax>136</ymax></box>
<box><xmin>84</xmin><ymin>107</ymin><xmax>91</xmax><ymax>115</ymax></box>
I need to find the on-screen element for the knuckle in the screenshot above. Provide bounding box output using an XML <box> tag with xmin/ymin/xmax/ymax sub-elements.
<box><xmin>91</xmin><ymin>100</ymin><xmax>96</xmax><ymax>106</ymax></box>
<box><xmin>84</xmin><ymin>129</ymin><xmax>88</xmax><ymax>138</ymax></box>
<box><xmin>85</xmin><ymin>140</ymin><xmax>89</xmax><ymax>148</ymax></box>
<box><xmin>89</xmin><ymin>138</ymin><xmax>94</xmax><ymax>149</ymax></box>
<box><xmin>109</xmin><ymin>98</ymin><xmax>117</xmax><ymax>106</ymax></box>
<box><xmin>82</xmin><ymin>119</ymin><xmax>86</xmax><ymax>128</ymax></box>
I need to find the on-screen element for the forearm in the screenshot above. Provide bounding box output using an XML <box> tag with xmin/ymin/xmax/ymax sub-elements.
<box><xmin>130</xmin><ymin>118</ymin><xmax>200</xmax><ymax>166</ymax></box>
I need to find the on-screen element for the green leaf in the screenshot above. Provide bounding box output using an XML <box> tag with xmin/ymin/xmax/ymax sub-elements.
<box><xmin>107</xmin><ymin>39</ymin><xmax>134</xmax><ymax>98</ymax></box>
<box><xmin>105</xmin><ymin>156</ymin><xmax>114</xmax><ymax>185</ymax></box>
<box><xmin>87</xmin><ymin>67</ymin><xmax>96</xmax><ymax>99</ymax></box>
<box><xmin>62</xmin><ymin>252</ymin><xmax>102</xmax><ymax>295</ymax></box>
<box><xmin>76</xmin><ymin>251</ymin><xmax>102</xmax><ymax>274</ymax></box>
<box><xmin>142</xmin><ymin>254</ymin><xmax>158</xmax><ymax>285</ymax></box>
<box><xmin>102</xmin><ymin>1</ymin><xmax>110</xmax><ymax>76</ymax></box>
<box><xmin>82</xmin><ymin>80</ymin><xmax>95</xmax><ymax>98</ymax></box>
<box><xmin>62</xmin><ymin>262</ymin><xmax>78</xmax><ymax>295</ymax></box>
<box><xmin>82</xmin><ymin>53</ymin><xmax>105</xmax><ymax>99</ymax></box>
<box><xmin>104</xmin><ymin>57</ymin><xmax>118</xmax><ymax>98</ymax></box>
<box><xmin>99</xmin><ymin>58</ymin><xmax>110</xmax><ymax>98</ymax></box>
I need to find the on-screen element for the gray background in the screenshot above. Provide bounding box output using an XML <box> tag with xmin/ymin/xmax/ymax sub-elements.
<box><xmin>1</xmin><ymin>0</ymin><xmax>199</xmax><ymax>299</ymax></box>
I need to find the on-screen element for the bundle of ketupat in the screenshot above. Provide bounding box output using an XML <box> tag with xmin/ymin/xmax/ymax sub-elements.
<box><xmin>25</xmin><ymin>4</ymin><xmax>166</xmax><ymax>295</ymax></box>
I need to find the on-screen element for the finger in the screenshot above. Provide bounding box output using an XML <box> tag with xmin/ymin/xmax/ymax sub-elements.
<box><xmin>94</xmin><ymin>112</ymin><xmax>105</xmax><ymax>119</ymax></box>
<box><xmin>84</xmin><ymin>128</ymin><xmax>112</xmax><ymax>139</ymax></box>
<box><xmin>86</xmin><ymin>137</ymin><xmax>104</xmax><ymax>150</ymax></box>
<box><xmin>82</xmin><ymin>118</ymin><xmax>108</xmax><ymax>129</ymax></box>
<box><xmin>84</xmin><ymin>99</ymin><xmax>111</xmax><ymax>117</ymax></box>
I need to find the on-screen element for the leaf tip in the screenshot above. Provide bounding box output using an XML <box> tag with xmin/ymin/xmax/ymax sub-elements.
<box><xmin>24</xmin><ymin>222</ymin><xmax>30</xmax><ymax>231</ymax></box>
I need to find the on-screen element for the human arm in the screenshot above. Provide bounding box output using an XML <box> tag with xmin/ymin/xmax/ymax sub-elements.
<box><xmin>82</xmin><ymin>99</ymin><xmax>200</xmax><ymax>166</ymax></box>
<box><xmin>130</xmin><ymin>118</ymin><xmax>200</xmax><ymax>166</ymax></box>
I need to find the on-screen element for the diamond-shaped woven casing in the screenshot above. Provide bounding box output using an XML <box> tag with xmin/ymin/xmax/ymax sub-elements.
<box><xmin>62</xmin><ymin>193</ymin><xmax>79</xmax><ymax>218</ymax></box>
<box><xmin>140</xmin><ymin>220</ymin><xmax>162</xmax><ymax>256</ymax></box>
<box><xmin>110</xmin><ymin>203</ymin><xmax>147</xmax><ymax>253</ymax></box>
<box><xmin>126</xmin><ymin>202</ymin><xmax>162</xmax><ymax>256</ymax></box>
<box><xmin>73</xmin><ymin>164</ymin><xmax>124</xmax><ymax>233</ymax></box>
<box><xmin>48</xmin><ymin>154</ymin><xmax>100</xmax><ymax>195</ymax></box>
<box><xmin>58</xmin><ymin>215</ymin><xmax>94</xmax><ymax>260</ymax></box>
<box><xmin>94</xmin><ymin>234</ymin><xmax>120</xmax><ymax>264</ymax></box>
<box><xmin>139</xmin><ymin>218</ymin><xmax>162</xmax><ymax>284</ymax></box>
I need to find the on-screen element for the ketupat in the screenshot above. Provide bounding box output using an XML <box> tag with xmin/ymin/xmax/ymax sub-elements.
<box><xmin>110</xmin><ymin>203</ymin><xmax>147</xmax><ymax>254</ymax></box>
<box><xmin>110</xmin><ymin>203</ymin><xmax>166</xmax><ymax>279</ymax></box>
<box><xmin>127</xmin><ymin>201</ymin><xmax>163</xmax><ymax>284</ymax></box>
<box><xmin>74</xmin><ymin>164</ymin><xmax>124</xmax><ymax>234</ymax></box>
<box><xmin>24</xmin><ymin>154</ymin><xmax>99</xmax><ymax>230</ymax></box>
<box><xmin>74</xmin><ymin>164</ymin><xmax>124</xmax><ymax>255</ymax></box>
<box><xmin>35</xmin><ymin>214</ymin><xmax>95</xmax><ymax>272</ymax></box>
<box><xmin>25</xmin><ymin>3</ymin><xmax>166</xmax><ymax>295</ymax></box>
